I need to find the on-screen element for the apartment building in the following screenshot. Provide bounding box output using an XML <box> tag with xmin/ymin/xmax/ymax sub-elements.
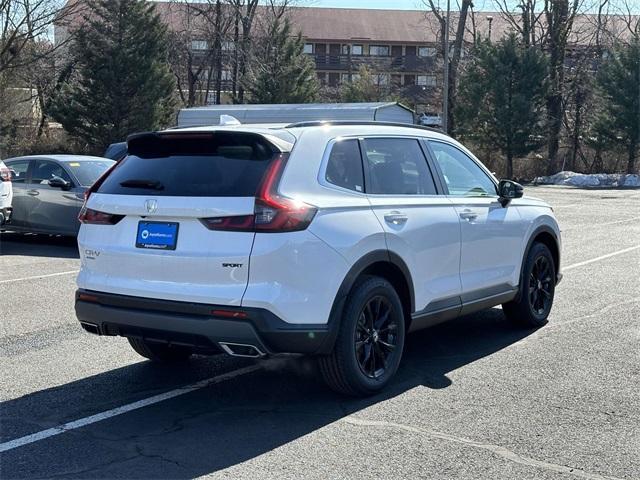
<box><xmin>55</xmin><ymin>2</ymin><xmax>636</xmax><ymax>115</ymax></box>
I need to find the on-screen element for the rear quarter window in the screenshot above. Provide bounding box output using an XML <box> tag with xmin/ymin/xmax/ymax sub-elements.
<box><xmin>97</xmin><ymin>133</ymin><xmax>279</xmax><ymax>197</ymax></box>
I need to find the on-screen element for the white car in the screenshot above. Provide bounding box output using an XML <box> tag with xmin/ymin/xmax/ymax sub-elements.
<box><xmin>75</xmin><ymin>121</ymin><xmax>562</xmax><ymax>396</ymax></box>
<box><xmin>0</xmin><ymin>160</ymin><xmax>13</xmax><ymax>226</ymax></box>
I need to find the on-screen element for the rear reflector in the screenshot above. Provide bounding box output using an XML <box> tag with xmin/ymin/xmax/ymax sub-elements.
<box><xmin>77</xmin><ymin>293</ymin><xmax>99</xmax><ymax>303</ymax></box>
<box><xmin>211</xmin><ymin>309</ymin><xmax>249</xmax><ymax>319</ymax></box>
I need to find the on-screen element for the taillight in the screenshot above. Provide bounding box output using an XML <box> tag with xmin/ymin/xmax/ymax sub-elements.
<box><xmin>78</xmin><ymin>159</ymin><xmax>123</xmax><ymax>224</ymax></box>
<box><xmin>0</xmin><ymin>166</ymin><xmax>11</xmax><ymax>182</ymax></box>
<box><xmin>200</xmin><ymin>153</ymin><xmax>317</xmax><ymax>233</ymax></box>
<box><xmin>78</xmin><ymin>207</ymin><xmax>124</xmax><ymax>225</ymax></box>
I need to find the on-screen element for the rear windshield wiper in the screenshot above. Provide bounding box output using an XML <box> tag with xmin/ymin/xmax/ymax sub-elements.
<box><xmin>119</xmin><ymin>179</ymin><xmax>164</xmax><ymax>190</ymax></box>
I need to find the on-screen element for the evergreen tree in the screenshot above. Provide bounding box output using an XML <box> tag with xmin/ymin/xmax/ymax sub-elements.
<box><xmin>341</xmin><ymin>65</ymin><xmax>387</xmax><ymax>103</ymax></box>
<box><xmin>245</xmin><ymin>18</ymin><xmax>318</xmax><ymax>104</ymax></box>
<box><xmin>51</xmin><ymin>0</ymin><xmax>175</xmax><ymax>152</ymax></box>
<box><xmin>594</xmin><ymin>39</ymin><xmax>640</xmax><ymax>174</ymax></box>
<box><xmin>456</xmin><ymin>34</ymin><xmax>547</xmax><ymax>178</ymax></box>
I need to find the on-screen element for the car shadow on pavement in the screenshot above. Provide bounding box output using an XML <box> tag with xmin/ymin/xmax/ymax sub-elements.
<box><xmin>1</xmin><ymin>308</ymin><xmax>537</xmax><ymax>479</ymax></box>
<box><xmin>0</xmin><ymin>232</ymin><xmax>79</xmax><ymax>258</ymax></box>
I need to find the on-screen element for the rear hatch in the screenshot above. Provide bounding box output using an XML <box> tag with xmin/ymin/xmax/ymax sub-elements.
<box><xmin>77</xmin><ymin>130</ymin><xmax>295</xmax><ymax>305</ymax></box>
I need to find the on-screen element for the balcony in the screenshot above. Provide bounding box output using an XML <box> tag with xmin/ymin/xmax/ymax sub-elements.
<box><xmin>312</xmin><ymin>54</ymin><xmax>437</xmax><ymax>73</ymax></box>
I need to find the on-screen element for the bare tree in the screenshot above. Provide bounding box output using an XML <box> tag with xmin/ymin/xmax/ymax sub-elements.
<box><xmin>0</xmin><ymin>0</ymin><xmax>80</xmax><ymax>74</ymax></box>
<box><xmin>422</xmin><ymin>0</ymin><xmax>473</xmax><ymax>135</ymax></box>
<box><xmin>165</xmin><ymin>1</ymin><xmax>219</xmax><ymax>107</ymax></box>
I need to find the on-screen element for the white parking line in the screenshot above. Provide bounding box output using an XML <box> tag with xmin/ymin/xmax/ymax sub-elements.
<box><xmin>563</xmin><ymin>244</ymin><xmax>640</xmax><ymax>271</ymax></box>
<box><xmin>0</xmin><ymin>270</ymin><xmax>79</xmax><ymax>285</ymax></box>
<box><xmin>0</xmin><ymin>364</ymin><xmax>261</xmax><ymax>453</ymax></box>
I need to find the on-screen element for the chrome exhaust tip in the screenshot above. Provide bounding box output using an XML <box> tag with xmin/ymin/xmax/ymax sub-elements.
<box><xmin>219</xmin><ymin>342</ymin><xmax>266</xmax><ymax>358</ymax></box>
<box><xmin>80</xmin><ymin>322</ymin><xmax>101</xmax><ymax>335</ymax></box>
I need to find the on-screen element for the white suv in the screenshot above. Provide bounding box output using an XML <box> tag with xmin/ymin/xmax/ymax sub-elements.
<box><xmin>0</xmin><ymin>160</ymin><xmax>13</xmax><ymax>226</ymax></box>
<box><xmin>75</xmin><ymin>122</ymin><xmax>562</xmax><ymax>396</ymax></box>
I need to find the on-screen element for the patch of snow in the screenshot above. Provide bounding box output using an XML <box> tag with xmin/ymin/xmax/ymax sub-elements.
<box><xmin>534</xmin><ymin>171</ymin><xmax>640</xmax><ymax>188</ymax></box>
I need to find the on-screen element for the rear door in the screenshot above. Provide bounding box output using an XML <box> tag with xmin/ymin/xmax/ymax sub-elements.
<box><xmin>363</xmin><ymin>137</ymin><xmax>462</xmax><ymax>317</ymax></box>
<box><xmin>77</xmin><ymin>131</ymin><xmax>286</xmax><ymax>305</ymax></box>
<box><xmin>4</xmin><ymin>159</ymin><xmax>32</xmax><ymax>229</ymax></box>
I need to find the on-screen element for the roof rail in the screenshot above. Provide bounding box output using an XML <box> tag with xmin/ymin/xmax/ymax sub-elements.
<box><xmin>283</xmin><ymin>120</ymin><xmax>445</xmax><ymax>134</ymax></box>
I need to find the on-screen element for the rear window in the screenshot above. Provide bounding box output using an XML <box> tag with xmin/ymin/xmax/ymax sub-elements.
<box><xmin>67</xmin><ymin>160</ymin><xmax>115</xmax><ymax>186</ymax></box>
<box><xmin>97</xmin><ymin>132</ymin><xmax>279</xmax><ymax>197</ymax></box>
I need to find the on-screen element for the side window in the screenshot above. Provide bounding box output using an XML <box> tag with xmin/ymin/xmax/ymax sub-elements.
<box><xmin>31</xmin><ymin>161</ymin><xmax>73</xmax><ymax>186</ymax></box>
<box><xmin>5</xmin><ymin>160</ymin><xmax>30</xmax><ymax>184</ymax></box>
<box><xmin>325</xmin><ymin>139</ymin><xmax>365</xmax><ymax>192</ymax></box>
<box><xmin>362</xmin><ymin>138</ymin><xmax>437</xmax><ymax>195</ymax></box>
<box><xmin>429</xmin><ymin>141</ymin><xmax>497</xmax><ymax>196</ymax></box>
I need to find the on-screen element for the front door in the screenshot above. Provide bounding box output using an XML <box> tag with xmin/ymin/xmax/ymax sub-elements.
<box><xmin>28</xmin><ymin>160</ymin><xmax>83</xmax><ymax>235</ymax></box>
<box><xmin>428</xmin><ymin>141</ymin><xmax>526</xmax><ymax>299</ymax></box>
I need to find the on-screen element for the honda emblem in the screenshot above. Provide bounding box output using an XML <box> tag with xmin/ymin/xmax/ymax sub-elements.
<box><xmin>145</xmin><ymin>199</ymin><xmax>158</xmax><ymax>214</ymax></box>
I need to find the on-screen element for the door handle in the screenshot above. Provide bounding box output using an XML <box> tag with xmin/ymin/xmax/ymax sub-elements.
<box><xmin>384</xmin><ymin>211</ymin><xmax>408</xmax><ymax>225</ymax></box>
<box><xmin>27</xmin><ymin>189</ymin><xmax>40</xmax><ymax>196</ymax></box>
<box><xmin>459</xmin><ymin>209</ymin><xmax>478</xmax><ymax>221</ymax></box>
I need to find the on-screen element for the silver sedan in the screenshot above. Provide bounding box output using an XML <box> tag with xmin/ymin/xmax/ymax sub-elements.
<box><xmin>2</xmin><ymin>155</ymin><xmax>115</xmax><ymax>236</ymax></box>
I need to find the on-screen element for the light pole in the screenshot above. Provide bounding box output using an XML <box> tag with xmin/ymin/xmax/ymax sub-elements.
<box><xmin>442</xmin><ymin>0</ymin><xmax>450</xmax><ymax>133</ymax></box>
<box><xmin>487</xmin><ymin>15</ymin><xmax>493</xmax><ymax>42</ymax></box>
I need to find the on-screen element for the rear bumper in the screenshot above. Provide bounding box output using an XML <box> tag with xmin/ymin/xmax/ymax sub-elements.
<box><xmin>74</xmin><ymin>289</ymin><xmax>333</xmax><ymax>355</ymax></box>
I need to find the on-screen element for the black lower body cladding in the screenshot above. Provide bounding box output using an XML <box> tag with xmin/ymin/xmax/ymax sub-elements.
<box><xmin>75</xmin><ymin>289</ymin><xmax>332</xmax><ymax>355</ymax></box>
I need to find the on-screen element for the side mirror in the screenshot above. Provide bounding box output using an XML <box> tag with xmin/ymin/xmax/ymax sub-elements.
<box><xmin>49</xmin><ymin>176</ymin><xmax>72</xmax><ymax>191</ymax></box>
<box><xmin>498</xmin><ymin>179</ymin><xmax>523</xmax><ymax>207</ymax></box>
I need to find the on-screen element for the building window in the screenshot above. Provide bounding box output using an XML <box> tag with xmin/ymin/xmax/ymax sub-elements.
<box><xmin>222</xmin><ymin>41</ymin><xmax>235</xmax><ymax>52</ymax></box>
<box><xmin>191</xmin><ymin>40</ymin><xmax>208</xmax><ymax>51</ymax></box>
<box><xmin>418</xmin><ymin>46</ymin><xmax>436</xmax><ymax>57</ymax></box>
<box><xmin>352</xmin><ymin>44</ymin><xmax>363</xmax><ymax>55</ymax></box>
<box><xmin>369</xmin><ymin>45</ymin><xmax>390</xmax><ymax>56</ymax></box>
<box><xmin>317</xmin><ymin>72</ymin><xmax>327</xmax><ymax>85</ymax></box>
<box><xmin>417</xmin><ymin>75</ymin><xmax>437</xmax><ymax>87</ymax></box>
<box><xmin>375</xmin><ymin>73</ymin><xmax>390</xmax><ymax>85</ymax></box>
<box><xmin>341</xmin><ymin>73</ymin><xmax>350</xmax><ymax>83</ymax></box>
<box><xmin>221</xmin><ymin>70</ymin><xmax>232</xmax><ymax>81</ymax></box>
<box><xmin>328</xmin><ymin>72</ymin><xmax>340</xmax><ymax>87</ymax></box>
<box><xmin>303</xmin><ymin>43</ymin><xmax>314</xmax><ymax>54</ymax></box>
<box><xmin>341</xmin><ymin>44</ymin><xmax>350</xmax><ymax>55</ymax></box>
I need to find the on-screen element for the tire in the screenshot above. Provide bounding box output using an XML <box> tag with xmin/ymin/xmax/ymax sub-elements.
<box><xmin>503</xmin><ymin>242</ymin><xmax>556</xmax><ymax>327</ymax></box>
<box><xmin>319</xmin><ymin>276</ymin><xmax>406</xmax><ymax>396</ymax></box>
<box><xmin>127</xmin><ymin>338</ymin><xmax>192</xmax><ymax>362</ymax></box>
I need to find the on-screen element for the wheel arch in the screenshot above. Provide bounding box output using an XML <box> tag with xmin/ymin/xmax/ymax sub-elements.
<box><xmin>318</xmin><ymin>250</ymin><xmax>414</xmax><ymax>354</ymax></box>
<box><xmin>517</xmin><ymin>225</ymin><xmax>561</xmax><ymax>300</ymax></box>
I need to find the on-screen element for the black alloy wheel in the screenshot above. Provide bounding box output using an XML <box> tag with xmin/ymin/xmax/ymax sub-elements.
<box><xmin>355</xmin><ymin>295</ymin><xmax>400</xmax><ymax>379</ymax></box>
<box><xmin>318</xmin><ymin>276</ymin><xmax>406</xmax><ymax>396</ymax></box>
<box><xmin>529</xmin><ymin>255</ymin><xmax>553</xmax><ymax>316</ymax></box>
<box><xmin>503</xmin><ymin>242</ymin><xmax>556</xmax><ymax>327</ymax></box>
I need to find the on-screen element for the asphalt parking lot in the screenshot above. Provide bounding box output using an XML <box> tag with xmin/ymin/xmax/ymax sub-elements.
<box><xmin>1</xmin><ymin>186</ymin><xmax>639</xmax><ymax>480</ymax></box>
